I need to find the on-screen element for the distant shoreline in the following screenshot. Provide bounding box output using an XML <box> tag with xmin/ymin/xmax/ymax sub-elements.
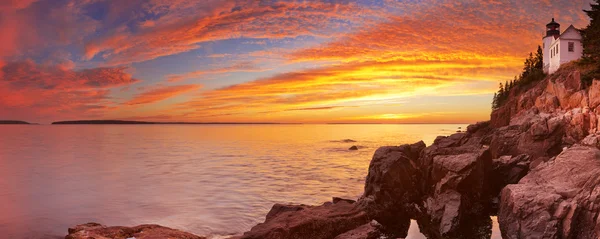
<box><xmin>3</xmin><ymin>120</ymin><xmax>473</xmax><ymax>125</ymax></box>
<box><xmin>51</xmin><ymin>120</ymin><xmax>284</xmax><ymax>125</ymax></box>
<box><xmin>0</xmin><ymin>120</ymin><xmax>31</xmax><ymax>125</ymax></box>
<box><xmin>51</xmin><ymin>120</ymin><xmax>471</xmax><ymax>125</ymax></box>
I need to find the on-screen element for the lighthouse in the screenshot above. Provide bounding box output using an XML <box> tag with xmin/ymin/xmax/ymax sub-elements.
<box><xmin>542</xmin><ymin>18</ymin><xmax>583</xmax><ymax>74</ymax></box>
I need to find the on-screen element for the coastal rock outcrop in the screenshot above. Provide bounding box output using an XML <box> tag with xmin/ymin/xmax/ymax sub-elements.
<box><xmin>65</xmin><ymin>223</ymin><xmax>204</xmax><ymax>239</ymax></box>
<box><xmin>357</xmin><ymin>141</ymin><xmax>425</xmax><ymax>237</ymax></box>
<box><xmin>499</xmin><ymin>145</ymin><xmax>600</xmax><ymax>239</ymax></box>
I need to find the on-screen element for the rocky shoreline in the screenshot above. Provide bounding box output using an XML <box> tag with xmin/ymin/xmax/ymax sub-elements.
<box><xmin>67</xmin><ymin>68</ymin><xmax>600</xmax><ymax>238</ymax></box>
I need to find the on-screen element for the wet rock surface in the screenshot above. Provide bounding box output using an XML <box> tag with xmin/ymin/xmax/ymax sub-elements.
<box><xmin>65</xmin><ymin>223</ymin><xmax>204</xmax><ymax>239</ymax></box>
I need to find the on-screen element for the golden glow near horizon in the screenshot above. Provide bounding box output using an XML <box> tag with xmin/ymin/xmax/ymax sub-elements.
<box><xmin>0</xmin><ymin>0</ymin><xmax>594</xmax><ymax>123</ymax></box>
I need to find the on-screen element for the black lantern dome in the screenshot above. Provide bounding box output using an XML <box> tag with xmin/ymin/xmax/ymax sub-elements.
<box><xmin>546</xmin><ymin>18</ymin><xmax>561</xmax><ymax>37</ymax></box>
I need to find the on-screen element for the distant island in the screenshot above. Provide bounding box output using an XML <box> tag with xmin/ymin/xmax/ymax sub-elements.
<box><xmin>51</xmin><ymin>120</ymin><xmax>282</xmax><ymax>125</ymax></box>
<box><xmin>0</xmin><ymin>120</ymin><xmax>31</xmax><ymax>124</ymax></box>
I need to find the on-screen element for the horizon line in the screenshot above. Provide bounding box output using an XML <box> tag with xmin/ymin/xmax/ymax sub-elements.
<box><xmin>2</xmin><ymin>119</ymin><xmax>476</xmax><ymax>125</ymax></box>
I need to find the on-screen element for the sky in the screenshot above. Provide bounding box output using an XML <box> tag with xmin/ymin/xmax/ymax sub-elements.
<box><xmin>0</xmin><ymin>0</ymin><xmax>595</xmax><ymax>124</ymax></box>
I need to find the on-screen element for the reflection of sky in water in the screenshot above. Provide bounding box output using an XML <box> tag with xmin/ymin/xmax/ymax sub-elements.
<box><xmin>0</xmin><ymin>124</ymin><xmax>500</xmax><ymax>238</ymax></box>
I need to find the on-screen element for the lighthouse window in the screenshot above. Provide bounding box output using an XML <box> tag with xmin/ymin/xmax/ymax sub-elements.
<box><xmin>569</xmin><ymin>42</ymin><xmax>574</xmax><ymax>52</ymax></box>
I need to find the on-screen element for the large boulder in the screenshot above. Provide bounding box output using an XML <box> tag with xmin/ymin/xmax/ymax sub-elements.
<box><xmin>241</xmin><ymin>199</ymin><xmax>369</xmax><ymax>239</ymax></box>
<box><xmin>417</xmin><ymin>147</ymin><xmax>493</xmax><ymax>239</ymax></box>
<box><xmin>65</xmin><ymin>223</ymin><xmax>204</xmax><ymax>239</ymax></box>
<box><xmin>499</xmin><ymin>145</ymin><xmax>600</xmax><ymax>239</ymax></box>
<box><xmin>489</xmin><ymin>125</ymin><xmax>526</xmax><ymax>159</ymax></box>
<box><xmin>489</xmin><ymin>116</ymin><xmax>564</xmax><ymax>161</ymax></box>
<box><xmin>358</xmin><ymin>141</ymin><xmax>426</xmax><ymax>236</ymax></box>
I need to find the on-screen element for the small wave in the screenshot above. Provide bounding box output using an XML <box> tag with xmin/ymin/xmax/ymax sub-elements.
<box><xmin>329</xmin><ymin>139</ymin><xmax>357</xmax><ymax>143</ymax></box>
<box><xmin>217</xmin><ymin>154</ymin><xmax>244</xmax><ymax>158</ymax></box>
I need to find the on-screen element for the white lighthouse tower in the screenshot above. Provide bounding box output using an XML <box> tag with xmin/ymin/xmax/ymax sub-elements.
<box><xmin>542</xmin><ymin>18</ymin><xmax>560</xmax><ymax>73</ymax></box>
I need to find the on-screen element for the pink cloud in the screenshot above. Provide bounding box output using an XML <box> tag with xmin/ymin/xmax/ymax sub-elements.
<box><xmin>166</xmin><ymin>61</ymin><xmax>267</xmax><ymax>82</ymax></box>
<box><xmin>0</xmin><ymin>61</ymin><xmax>140</xmax><ymax>121</ymax></box>
<box><xmin>0</xmin><ymin>0</ymin><xmax>37</xmax><ymax>11</ymax></box>
<box><xmin>83</xmin><ymin>1</ymin><xmax>369</xmax><ymax>65</ymax></box>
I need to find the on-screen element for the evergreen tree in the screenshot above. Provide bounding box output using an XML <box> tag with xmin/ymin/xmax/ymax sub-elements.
<box><xmin>492</xmin><ymin>93</ymin><xmax>498</xmax><ymax>109</ymax></box>
<box><xmin>522</xmin><ymin>52</ymin><xmax>534</xmax><ymax>79</ymax></box>
<box><xmin>583</xmin><ymin>0</ymin><xmax>600</xmax><ymax>63</ymax></box>
<box><xmin>535</xmin><ymin>46</ymin><xmax>544</xmax><ymax>70</ymax></box>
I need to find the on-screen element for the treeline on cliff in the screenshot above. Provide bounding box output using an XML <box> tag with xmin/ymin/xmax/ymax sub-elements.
<box><xmin>491</xmin><ymin>46</ymin><xmax>545</xmax><ymax>110</ymax></box>
<box><xmin>581</xmin><ymin>0</ymin><xmax>600</xmax><ymax>85</ymax></box>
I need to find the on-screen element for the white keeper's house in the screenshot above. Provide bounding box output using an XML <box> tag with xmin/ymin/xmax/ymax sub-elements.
<box><xmin>543</xmin><ymin>18</ymin><xmax>583</xmax><ymax>74</ymax></box>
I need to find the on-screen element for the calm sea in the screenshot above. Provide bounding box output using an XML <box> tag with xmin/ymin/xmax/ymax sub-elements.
<box><xmin>0</xmin><ymin>124</ymin><xmax>500</xmax><ymax>238</ymax></box>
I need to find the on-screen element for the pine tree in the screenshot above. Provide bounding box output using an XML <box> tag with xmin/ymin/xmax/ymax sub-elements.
<box><xmin>492</xmin><ymin>93</ymin><xmax>498</xmax><ymax>109</ymax></box>
<box><xmin>522</xmin><ymin>52</ymin><xmax>534</xmax><ymax>79</ymax></box>
<box><xmin>535</xmin><ymin>45</ymin><xmax>544</xmax><ymax>70</ymax></box>
<box><xmin>583</xmin><ymin>0</ymin><xmax>600</xmax><ymax>63</ymax></box>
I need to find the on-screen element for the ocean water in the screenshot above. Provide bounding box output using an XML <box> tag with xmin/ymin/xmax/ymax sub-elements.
<box><xmin>0</xmin><ymin>124</ymin><xmax>500</xmax><ymax>238</ymax></box>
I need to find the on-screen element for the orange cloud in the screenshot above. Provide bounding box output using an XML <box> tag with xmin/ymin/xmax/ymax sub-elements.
<box><xmin>0</xmin><ymin>61</ymin><xmax>140</xmax><ymax>121</ymax></box>
<box><xmin>125</xmin><ymin>84</ymin><xmax>201</xmax><ymax>105</ymax></box>
<box><xmin>168</xmin><ymin>57</ymin><xmax>515</xmax><ymax>122</ymax></box>
<box><xmin>288</xmin><ymin>0</ymin><xmax>592</xmax><ymax>64</ymax></box>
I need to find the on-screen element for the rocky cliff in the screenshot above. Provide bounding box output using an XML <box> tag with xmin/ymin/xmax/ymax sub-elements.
<box><xmin>66</xmin><ymin>65</ymin><xmax>600</xmax><ymax>239</ymax></box>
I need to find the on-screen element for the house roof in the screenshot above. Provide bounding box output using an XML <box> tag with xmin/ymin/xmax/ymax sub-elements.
<box><xmin>557</xmin><ymin>25</ymin><xmax>581</xmax><ymax>40</ymax></box>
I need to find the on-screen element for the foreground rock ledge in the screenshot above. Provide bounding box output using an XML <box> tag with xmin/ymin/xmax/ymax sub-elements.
<box><xmin>499</xmin><ymin>145</ymin><xmax>600</xmax><ymax>239</ymax></box>
<box><xmin>65</xmin><ymin>222</ymin><xmax>205</xmax><ymax>239</ymax></box>
<box><xmin>238</xmin><ymin>198</ymin><xmax>376</xmax><ymax>239</ymax></box>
